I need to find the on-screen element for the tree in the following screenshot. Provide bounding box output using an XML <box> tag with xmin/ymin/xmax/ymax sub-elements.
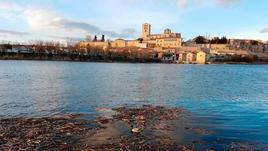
<box><xmin>85</xmin><ymin>35</ymin><xmax>92</xmax><ymax>41</ymax></box>
<box><xmin>221</xmin><ymin>36</ymin><xmax>228</xmax><ymax>44</ymax></box>
<box><xmin>93</xmin><ymin>35</ymin><xmax>98</xmax><ymax>42</ymax></box>
<box><xmin>101</xmin><ymin>35</ymin><xmax>105</xmax><ymax>42</ymax></box>
<box><xmin>228</xmin><ymin>39</ymin><xmax>231</xmax><ymax>44</ymax></box>
<box><xmin>210</xmin><ymin>36</ymin><xmax>228</xmax><ymax>44</ymax></box>
<box><xmin>137</xmin><ymin>38</ymin><xmax>143</xmax><ymax>43</ymax></box>
<box><xmin>250</xmin><ymin>40</ymin><xmax>259</xmax><ymax>45</ymax></box>
<box><xmin>66</xmin><ymin>38</ymin><xmax>77</xmax><ymax>48</ymax></box>
<box><xmin>194</xmin><ymin>36</ymin><xmax>207</xmax><ymax>44</ymax></box>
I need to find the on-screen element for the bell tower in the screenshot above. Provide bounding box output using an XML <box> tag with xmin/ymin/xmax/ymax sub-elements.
<box><xmin>142</xmin><ymin>23</ymin><xmax>151</xmax><ymax>39</ymax></box>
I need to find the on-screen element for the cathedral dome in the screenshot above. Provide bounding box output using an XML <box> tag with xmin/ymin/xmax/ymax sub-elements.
<box><xmin>164</xmin><ymin>28</ymin><xmax>172</xmax><ymax>34</ymax></box>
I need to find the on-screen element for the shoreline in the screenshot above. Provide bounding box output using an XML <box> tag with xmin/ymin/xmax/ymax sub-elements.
<box><xmin>0</xmin><ymin>105</ymin><xmax>266</xmax><ymax>151</ymax></box>
<box><xmin>1</xmin><ymin>52</ymin><xmax>268</xmax><ymax>64</ymax></box>
<box><xmin>1</xmin><ymin>58</ymin><xmax>268</xmax><ymax>65</ymax></box>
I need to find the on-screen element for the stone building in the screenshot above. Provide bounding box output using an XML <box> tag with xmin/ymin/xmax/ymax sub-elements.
<box><xmin>111</xmin><ymin>39</ymin><xmax>126</xmax><ymax>48</ymax></box>
<box><xmin>178</xmin><ymin>53</ymin><xmax>186</xmax><ymax>63</ymax></box>
<box><xmin>186</xmin><ymin>52</ymin><xmax>196</xmax><ymax>63</ymax></box>
<box><xmin>79</xmin><ymin>41</ymin><xmax>110</xmax><ymax>50</ymax></box>
<box><xmin>196</xmin><ymin>51</ymin><xmax>207</xmax><ymax>64</ymax></box>
<box><xmin>111</xmin><ymin>39</ymin><xmax>147</xmax><ymax>48</ymax></box>
<box><xmin>141</xmin><ymin>23</ymin><xmax>182</xmax><ymax>49</ymax></box>
<box><xmin>79</xmin><ymin>23</ymin><xmax>182</xmax><ymax>50</ymax></box>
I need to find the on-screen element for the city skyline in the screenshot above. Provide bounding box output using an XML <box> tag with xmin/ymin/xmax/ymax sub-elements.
<box><xmin>0</xmin><ymin>0</ymin><xmax>268</xmax><ymax>43</ymax></box>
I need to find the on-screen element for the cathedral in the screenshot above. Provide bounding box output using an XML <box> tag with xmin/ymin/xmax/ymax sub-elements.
<box><xmin>141</xmin><ymin>23</ymin><xmax>182</xmax><ymax>48</ymax></box>
<box><xmin>79</xmin><ymin>23</ymin><xmax>182</xmax><ymax>50</ymax></box>
<box><xmin>111</xmin><ymin>23</ymin><xmax>182</xmax><ymax>49</ymax></box>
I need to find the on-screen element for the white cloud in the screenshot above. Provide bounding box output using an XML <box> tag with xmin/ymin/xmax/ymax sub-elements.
<box><xmin>0</xmin><ymin>2</ymin><xmax>136</xmax><ymax>39</ymax></box>
<box><xmin>47</xmin><ymin>18</ymin><xmax>136</xmax><ymax>38</ymax></box>
<box><xmin>23</xmin><ymin>8</ymin><xmax>59</xmax><ymax>31</ymax></box>
<box><xmin>22</xmin><ymin>7</ymin><xmax>136</xmax><ymax>38</ymax></box>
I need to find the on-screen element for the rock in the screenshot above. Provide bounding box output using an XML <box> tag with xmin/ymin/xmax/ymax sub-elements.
<box><xmin>177</xmin><ymin>146</ymin><xmax>193</xmax><ymax>151</ymax></box>
<box><xmin>122</xmin><ymin>118</ymin><xmax>129</xmax><ymax>122</ymax></box>
<box><xmin>95</xmin><ymin>108</ymin><xmax>117</xmax><ymax>119</ymax></box>
<box><xmin>131</xmin><ymin>128</ymin><xmax>140</xmax><ymax>133</ymax></box>
<box><xmin>1</xmin><ymin>105</ymin><xmax>209</xmax><ymax>151</ymax></box>
<box><xmin>137</xmin><ymin>115</ymin><xmax>145</xmax><ymax>121</ymax></box>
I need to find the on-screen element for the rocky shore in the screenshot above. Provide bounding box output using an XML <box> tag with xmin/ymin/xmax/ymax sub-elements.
<box><xmin>0</xmin><ymin>105</ymin><xmax>265</xmax><ymax>151</ymax></box>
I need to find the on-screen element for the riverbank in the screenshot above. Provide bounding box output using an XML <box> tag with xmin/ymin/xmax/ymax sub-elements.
<box><xmin>0</xmin><ymin>52</ymin><xmax>161</xmax><ymax>63</ymax></box>
<box><xmin>0</xmin><ymin>105</ymin><xmax>265</xmax><ymax>151</ymax></box>
<box><xmin>1</xmin><ymin>52</ymin><xmax>268</xmax><ymax>64</ymax></box>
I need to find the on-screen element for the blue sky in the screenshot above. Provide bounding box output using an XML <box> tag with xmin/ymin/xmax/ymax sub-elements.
<box><xmin>0</xmin><ymin>0</ymin><xmax>268</xmax><ymax>43</ymax></box>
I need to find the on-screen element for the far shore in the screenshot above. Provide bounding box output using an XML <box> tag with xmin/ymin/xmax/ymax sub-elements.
<box><xmin>0</xmin><ymin>53</ymin><xmax>268</xmax><ymax>65</ymax></box>
<box><xmin>1</xmin><ymin>58</ymin><xmax>268</xmax><ymax>65</ymax></box>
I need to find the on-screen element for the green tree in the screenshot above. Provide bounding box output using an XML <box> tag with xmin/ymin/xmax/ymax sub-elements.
<box><xmin>93</xmin><ymin>35</ymin><xmax>98</xmax><ymax>42</ymax></box>
<box><xmin>101</xmin><ymin>35</ymin><xmax>105</xmax><ymax>42</ymax></box>
<box><xmin>194</xmin><ymin>36</ymin><xmax>207</xmax><ymax>44</ymax></box>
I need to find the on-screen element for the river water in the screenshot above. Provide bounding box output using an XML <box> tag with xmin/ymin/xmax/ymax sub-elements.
<box><xmin>0</xmin><ymin>60</ymin><xmax>268</xmax><ymax>146</ymax></box>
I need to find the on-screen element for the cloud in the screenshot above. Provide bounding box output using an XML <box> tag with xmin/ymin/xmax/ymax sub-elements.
<box><xmin>23</xmin><ymin>8</ymin><xmax>60</xmax><ymax>31</ymax></box>
<box><xmin>0</xmin><ymin>29</ymin><xmax>30</xmax><ymax>36</ymax></box>
<box><xmin>48</xmin><ymin>19</ymin><xmax>136</xmax><ymax>38</ymax></box>
<box><xmin>22</xmin><ymin>7</ymin><xmax>136</xmax><ymax>39</ymax></box>
<box><xmin>176</xmin><ymin>0</ymin><xmax>241</xmax><ymax>9</ymax></box>
<box><xmin>260</xmin><ymin>28</ymin><xmax>268</xmax><ymax>34</ymax></box>
<box><xmin>215</xmin><ymin>0</ymin><xmax>240</xmax><ymax>7</ymax></box>
<box><xmin>0</xmin><ymin>0</ymin><xmax>21</xmax><ymax>11</ymax></box>
<box><xmin>0</xmin><ymin>28</ymin><xmax>83</xmax><ymax>41</ymax></box>
<box><xmin>1</xmin><ymin>2</ymin><xmax>136</xmax><ymax>40</ymax></box>
<box><xmin>177</xmin><ymin>0</ymin><xmax>188</xmax><ymax>9</ymax></box>
<box><xmin>0</xmin><ymin>0</ymin><xmax>14</xmax><ymax>10</ymax></box>
<box><xmin>46</xmin><ymin>35</ymin><xmax>85</xmax><ymax>42</ymax></box>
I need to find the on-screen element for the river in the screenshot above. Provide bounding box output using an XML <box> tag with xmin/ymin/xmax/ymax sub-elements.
<box><xmin>0</xmin><ymin>60</ymin><xmax>268</xmax><ymax>146</ymax></box>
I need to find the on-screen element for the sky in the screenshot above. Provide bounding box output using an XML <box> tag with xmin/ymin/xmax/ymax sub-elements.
<box><xmin>0</xmin><ymin>0</ymin><xmax>268</xmax><ymax>43</ymax></box>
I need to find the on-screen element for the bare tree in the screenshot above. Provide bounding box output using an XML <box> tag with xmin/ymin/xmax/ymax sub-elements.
<box><xmin>85</xmin><ymin>35</ymin><xmax>92</xmax><ymax>42</ymax></box>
